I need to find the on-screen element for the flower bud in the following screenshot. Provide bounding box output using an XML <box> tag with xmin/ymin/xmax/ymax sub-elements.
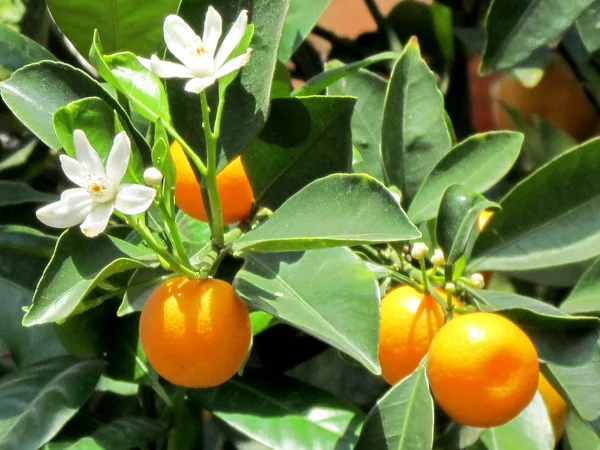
<box><xmin>445</xmin><ymin>282</ymin><xmax>456</xmax><ymax>294</ymax></box>
<box><xmin>431</xmin><ymin>249</ymin><xmax>445</xmax><ymax>266</ymax></box>
<box><xmin>144</xmin><ymin>167</ymin><xmax>163</xmax><ymax>187</ymax></box>
<box><xmin>411</xmin><ymin>242</ymin><xmax>429</xmax><ymax>261</ymax></box>
<box><xmin>471</xmin><ymin>273</ymin><xmax>485</xmax><ymax>289</ymax></box>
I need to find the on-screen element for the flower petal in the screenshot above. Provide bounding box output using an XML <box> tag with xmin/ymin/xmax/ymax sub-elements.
<box><xmin>203</xmin><ymin>6</ymin><xmax>222</xmax><ymax>58</ymax></box>
<box><xmin>115</xmin><ymin>184</ymin><xmax>156</xmax><ymax>215</ymax></box>
<box><xmin>59</xmin><ymin>154</ymin><xmax>87</xmax><ymax>187</ymax></box>
<box><xmin>137</xmin><ymin>56</ymin><xmax>152</xmax><ymax>71</ymax></box>
<box><xmin>164</xmin><ymin>14</ymin><xmax>201</xmax><ymax>69</ymax></box>
<box><xmin>73</xmin><ymin>129</ymin><xmax>105</xmax><ymax>176</ymax></box>
<box><xmin>106</xmin><ymin>131</ymin><xmax>131</xmax><ymax>184</ymax></box>
<box><xmin>215</xmin><ymin>10</ymin><xmax>248</xmax><ymax>69</ymax></box>
<box><xmin>214</xmin><ymin>49</ymin><xmax>251</xmax><ymax>79</ymax></box>
<box><xmin>149</xmin><ymin>54</ymin><xmax>193</xmax><ymax>78</ymax></box>
<box><xmin>36</xmin><ymin>195</ymin><xmax>92</xmax><ymax>229</ymax></box>
<box><xmin>184</xmin><ymin>76</ymin><xmax>216</xmax><ymax>93</ymax></box>
<box><xmin>80</xmin><ymin>202</ymin><xmax>114</xmax><ymax>237</ymax></box>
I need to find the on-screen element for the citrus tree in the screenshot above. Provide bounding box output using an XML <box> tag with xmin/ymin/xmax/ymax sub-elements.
<box><xmin>1</xmin><ymin>0</ymin><xmax>600</xmax><ymax>449</ymax></box>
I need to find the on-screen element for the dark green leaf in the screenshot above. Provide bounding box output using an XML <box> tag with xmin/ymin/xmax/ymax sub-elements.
<box><xmin>234</xmin><ymin>247</ymin><xmax>381</xmax><ymax>372</ymax></box>
<box><xmin>0</xmin><ymin>181</ymin><xmax>56</xmax><ymax>207</ymax></box>
<box><xmin>233</xmin><ymin>174</ymin><xmax>420</xmax><ymax>253</ymax></box>
<box><xmin>46</xmin><ymin>0</ymin><xmax>179</xmax><ymax>56</ymax></box>
<box><xmin>468</xmin><ymin>289</ymin><xmax>600</xmax><ymax>366</ymax></box>
<box><xmin>481</xmin><ymin>0</ymin><xmax>594</xmax><ymax>71</ymax></box>
<box><xmin>23</xmin><ymin>229</ymin><xmax>156</xmax><ymax>326</ymax></box>
<box><xmin>355</xmin><ymin>366</ymin><xmax>433</xmax><ymax>450</ymax></box>
<box><xmin>278</xmin><ymin>0</ymin><xmax>331</xmax><ymax>62</ymax></box>
<box><xmin>381</xmin><ymin>38</ymin><xmax>451</xmax><ymax>204</ymax></box>
<box><xmin>577</xmin><ymin>1</ymin><xmax>600</xmax><ymax>55</ymax></box>
<box><xmin>562</xmin><ymin>257</ymin><xmax>600</xmax><ymax>314</ymax></box>
<box><xmin>67</xmin><ymin>417</ymin><xmax>167</xmax><ymax>450</ymax></box>
<box><xmin>408</xmin><ymin>132</ymin><xmax>522</xmax><ymax>224</ymax></box>
<box><xmin>117</xmin><ymin>267</ymin><xmax>168</xmax><ymax>316</ymax></box>
<box><xmin>436</xmin><ymin>184</ymin><xmax>499</xmax><ymax>265</ymax></box>
<box><xmin>471</xmin><ymin>138</ymin><xmax>600</xmax><ymax>271</ymax></box>
<box><xmin>328</xmin><ymin>68</ymin><xmax>387</xmax><ymax>181</ymax></box>
<box><xmin>242</xmin><ymin>96</ymin><xmax>354</xmax><ymax>210</ymax></box>
<box><xmin>0</xmin><ymin>23</ymin><xmax>55</xmax><ymax>80</ymax></box>
<box><xmin>193</xmin><ymin>371</ymin><xmax>365</xmax><ymax>450</ymax></box>
<box><xmin>270</xmin><ymin>60</ymin><xmax>292</xmax><ymax>99</ymax></box>
<box><xmin>0</xmin><ymin>357</ymin><xmax>105</xmax><ymax>450</ymax></box>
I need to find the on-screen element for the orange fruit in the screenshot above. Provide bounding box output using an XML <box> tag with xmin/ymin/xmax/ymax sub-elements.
<box><xmin>379</xmin><ymin>285</ymin><xmax>461</xmax><ymax>385</ymax></box>
<box><xmin>139</xmin><ymin>277</ymin><xmax>251</xmax><ymax>388</ymax></box>
<box><xmin>170</xmin><ymin>141</ymin><xmax>254</xmax><ymax>224</ymax></box>
<box><xmin>491</xmin><ymin>56</ymin><xmax>598</xmax><ymax>141</ymax></box>
<box><xmin>538</xmin><ymin>374</ymin><xmax>568</xmax><ymax>443</ymax></box>
<box><xmin>427</xmin><ymin>312</ymin><xmax>539</xmax><ymax>427</ymax></box>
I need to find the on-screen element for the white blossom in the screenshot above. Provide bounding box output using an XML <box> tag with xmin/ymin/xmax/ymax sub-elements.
<box><xmin>144</xmin><ymin>167</ymin><xmax>163</xmax><ymax>187</ymax></box>
<box><xmin>431</xmin><ymin>249</ymin><xmax>445</xmax><ymax>266</ymax></box>
<box><xmin>138</xmin><ymin>7</ymin><xmax>252</xmax><ymax>94</ymax></box>
<box><xmin>411</xmin><ymin>242</ymin><xmax>429</xmax><ymax>261</ymax></box>
<box><xmin>471</xmin><ymin>273</ymin><xmax>485</xmax><ymax>289</ymax></box>
<box><xmin>36</xmin><ymin>130</ymin><xmax>156</xmax><ymax>237</ymax></box>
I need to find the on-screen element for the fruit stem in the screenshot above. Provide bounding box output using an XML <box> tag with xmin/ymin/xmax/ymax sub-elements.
<box><xmin>419</xmin><ymin>258</ymin><xmax>429</xmax><ymax>292</ymax></box>
<box><xmin>156</xmin><ymin>199</ymin><xmax>192</xmax><ymax>271</ymax></box>
<box><xmin>200</xmin><ymin>91</ymin><xmax>225</xmax><ymax>248</ymax></box>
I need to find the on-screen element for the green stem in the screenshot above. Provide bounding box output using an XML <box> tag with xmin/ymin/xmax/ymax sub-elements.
<box><xmin>167</xmin><ymin>387</ymin><xmax>187</xmax><ymax>450</ymax></box>
<box><xmin>200</xmin><ymin>91</ymin><xmax>225</xmax><ymax>248</ymax></box>
<box><xmin>446</xmin><ymin>291</ymin><xmax>454</xmax><ymax>320</ymax></box>
<box><xmin>163</xmin><ymin>123</ymin><xmax>208</xmax><ymax>177</ymax></box>
<box><xmin>389</xmin><ymin>270</ymin><xmax>421</xmax><ymax>290</ymax></box>
<box><xmin>156</xmin><ymin>200</ymin><xmax>191</xmax><ymax>269</ymax></box>
<box><xmin>419</xmin><ymin>259</ymin><xmax>429</xmax><ymax>292</ymax></box>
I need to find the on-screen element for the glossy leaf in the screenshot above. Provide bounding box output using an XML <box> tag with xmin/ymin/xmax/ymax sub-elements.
<box><xmin>0</xmin><ymin>181</ymin><xmax>56</xmax><ymax>207</ymax></box>
<box><xmin>169</xmin><ymin>0</ymin><xmax>288</xmax><ymax>165</ymax></box>
<box><xmin>0</xmin><ymin>357</ymin><xmax>105</xmax><ymax>450</ymax></box>
<box><xmin>381</xmin><ymin>38</ymin><xmax>451</xmax><ymax>204</ymax></box>
<box><xmin>436</xmin><ymin>184</ymin><xmax>499</xmax><ymax>266</ymax></box>
<box><xmin>23</xmin><ymin>229</ymin><xmax>156</xmax><ymax>326</ymax></box>
<box><xmin>242</xmin><ymin>96</ymin><xmax>354</xmax><ymax>210</ymax></box>
<box><xmin>46</xmin><ymin>0</ymin><xmax>179</xmax><ymax>56</ymax></box>
<box><xmin>480</xmin><ymin>393</ymin><xmax>554</xmax><ymax>450</ymax></box>
<box><xmin>193</xmin><ymin>372</ymin><xmax>365</xmax><ymax>450</ymax></box>
<box><xmin>408</xmin><ymin>132</ymin><xmax>522</xmax><ymax>224</ymax></box>
<box><xmin>293</xmin><ymin>52</ymin><xmax>399</xmax><ymax>97</ymax></box>
<box><xmin>468</xmin><ymin>289</ymin><xmax>600</xmax><ymax>366</ymax></box>
<box><xmin>471</xmin><ymin>138</ymin><xmax>600</xmax><ymax>271</ymax></box>
<box><xmin>328</xmin><ymin>68</ymin><xmax>387</xmax><ymax>181</ymax></box>
<box><xmin>0</xmin><ymin>61</ymin><xmax>147</xmax><ymax>152</ymax></box>
<box><xmin>117</xmin><ymin>267</ymin><xmax>168</xmax><ymax>316</ymax></box>
<box><xmin>278</xmin><ymin>0</ymin><xmax>331</xmax><ymax>62</ymax></box>
<box><xmin>0</xmin><ymin>23</ymin><xmax>55</xmax><ymax>80</ymax></box>
<box><xmin>561</xmin><ymin>257</ymin><xmax>600</xmax><ymax>315</ymax></box>
<box><xmin>565</xmin><ymin>411</ymin><xmax>600</xmax><ymax>449</ymax></box>
<box><xmin>234</xmin><ymin>247</ymin><xmax>381</xmax><ymax>372</ymax></box>
<box><xmin>482</xmin><ymin>0</ymin><xmax>594</xmax><ymax>71</ymax></box>
<box><xmin>250</xmin><ymin>311</ymin><xmax>277</xmax><ymax>335</ymax></box>
<box><xmin>233</xmin><ymin>174</ymin><xmax>420</xmax><ymax>253</ymax></box>
<box><xmin>355</xmin><ymin>366</ymin><xmax>434</xmax><ymax>450</ymax></box>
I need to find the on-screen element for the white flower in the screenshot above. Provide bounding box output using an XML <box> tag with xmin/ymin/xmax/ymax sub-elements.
<box><xmin>431</xmin><ymin>249</ymin><xmax>445</xmax><ymax>266</ymax></box>
<box><xmin>411</xmin><ymin>242</ymin><xmax>429</xmax><ymax>261</ymax></box>
<box><xmin>471</xmin><ymin>273</ymin><xmax>485</xmax><ymax>289</ymax></box>
<box><xmin>36</xmin><ymin>130</ymin><xmax>156</xmax><ymax>237</ymax></box>
<box><xmin>143</xmin><ymin>167</ymin><xmax>163</xmax><ymax>187</ymax></box>
<box><xmin>138</xmin><ymin>7</ymin><xmax>252</xmax><ymax>94</ymax></box>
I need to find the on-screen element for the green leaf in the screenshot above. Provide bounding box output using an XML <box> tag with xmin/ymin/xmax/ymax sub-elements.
<box><xmin>46</xmin><ymin>0</ymin><xmax>179</xmax><ymax>56</ymax></box>
<box><xmin>278</xmin><ymin>0</ymin><xmax>331</xmax><ymax>62</ymax></box>
<box><xmin>250</xmin><ymin>311</ymin><xmax>277</xmax><ymax>335</ymax></box>
<box><xmin>0</xmin><ymin>61</ymin><xmax>147</xmax><ymax>152</ymax></box>
<box><xmin>0</xmin><ymin>357</ymin><xmax>105</xmax><ymax>450</ymax></box>
<box><xmin>0</xmin><ymin>23</ymin><xmax>55</xmax><ymax>80</ymax></box>
<box><xmin>562</xmin><ymin>257</ymin><xmax>600</xmax><ymax>314</ymax></box>
<box><xmin>381</xmin><ymin>38</ymin><xmax>451</xmax><ymax>204</ymax></box>
<box><xmin>169</xmin><ymin>0</ymin><xmax>288</xmax><ymax>165</ymax></box>
<box><xmin>242</xmin><ymin>96</ymin><xmax>354</xmax><ymax>210</ymax></box>
<box><xmin>436</xmin><ymin>184</ymin><xmax>499</xmax><ymax>265</ymax></box>
<box><xmin>0</xmin><ymin>181</ymin><xmax>56</xmax><ymax>207</ymax></box>
<box><xmin>233</xmin><ymin>174</ymin><xmax>420</xmax><ymax>253</ymax></box>
<box><xmin>471</xmin><ymin>138</ymin><xmax>600</xmax><ymax>271</ymax></box>
<box><xmin>468</xmin><ymin>289</ymin><xmax>600</xmax><ymax>366</ymax></box>
<box><xmin>271</xmin><ymin>60</ymin><xmax>292</xmax><ymax>99</ymax></box>
<box><xmin>480</xmin><ymin>393</ymin><xmax>554</xmax><ymax>450</ymax></box>
<box><xmin>193</xmin><ymin>371</ymin><xmax>365</xmax><ymax>450</ymax></box>
<box><xmin>543</xmin><ymin>345</ymin><xmax>600</xmax><ymax>421</ymax></box>
<box><xmin>355</xmin><ymin>366</ymin><xmax>434</xmax><ymax>450</ymax></box>
<box><xmin>481</xmin><ymin>0</ymin><xmax>595</xmax><ymax>71</ymax></box>
<box><xmin>577</xmin><ymin>1</ymin><xmax>600</xmax><ymax>55</ymax></box>
<box><xmin>23</xmin><ymin>229</ymin><xmax>156</xmax><ymax>326</ymax></box>
<box><xmin>292</xmin><ymin>52</ymin><xmax>400</xmax><ymax>97</ymax></box>
<box><xmin>328</xmin><ymin>68</ymin><xmax>387</xmax><ymax>181</ymax></box>
<box><xmin>234</xmin><ymin>247</ymin><xmax>381</xmax><ymax>373</ymax></box>
<box><xmin>408</xmin><ymin>132</ymin><xmax>523</xmax><ymax>224</ymax></box>
<box><xmin>565</xmin><ymin>411</ymin><xmax>600</xmax><ymax>449</ymax></box>
<box><xmin>89</xmin><ymin>34</ymin><xmax>171</xmax><ymax>124</ymax></box>
<box><xmin>117</xmin><ymin>267</ymin><xmax>168</xmax><ymax>317</ymax></box>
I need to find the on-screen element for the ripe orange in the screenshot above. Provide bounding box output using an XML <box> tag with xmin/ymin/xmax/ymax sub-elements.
<box><xmin>538</xmin><ymin>374</ymin><xmax>568</xmax><ymax>443</ymax></box>
<box><xmin>490</xmin><ymin>56</ymin><xmax>598</xmax><ymax>141</ymax></box>
<box><xmin>170</xmin><ymin>141</ymin><xmax>254</xmax><ymax>224</ymax></box>
<box><xmin>139</xmin><ymin>277</ymin><xmax>251</xmax><ymax>388</ymax></box>
<box><xmin>427</xmin><ymin>312</ymin><xmax>539</xmax><ymax>427</ymax></box>
<box><xmin>379</xmin><ymin>285</ymin><xmax>461</xmax><ymax>385</ymax></box>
